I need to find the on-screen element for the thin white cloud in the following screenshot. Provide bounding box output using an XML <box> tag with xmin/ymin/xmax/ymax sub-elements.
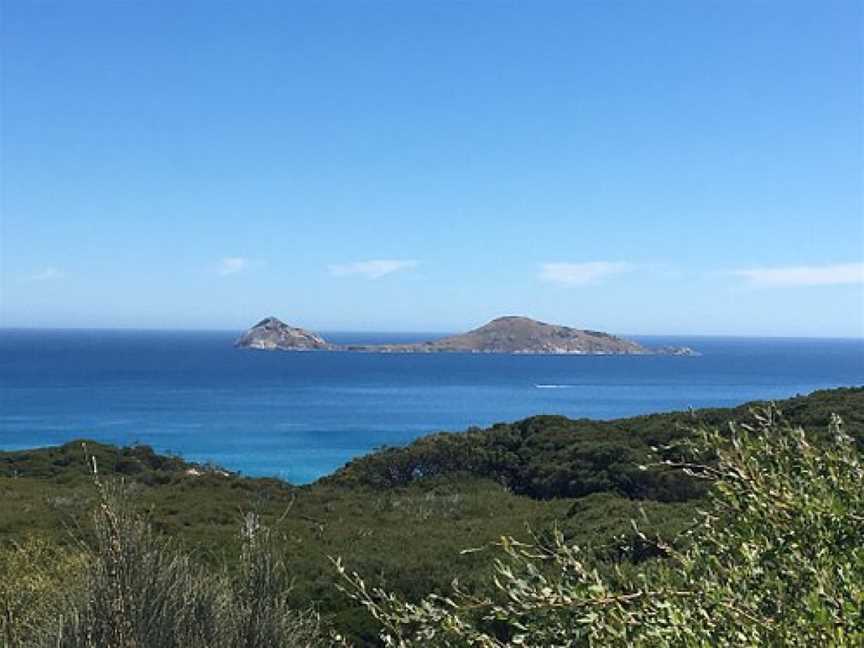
<box><xmin>29</xmin><ymin>267</ymin><xmax>63</xmax><ymax>281</ymax></box>
<box><xmin>218</xmin><ymin>257</ymin><xmax>249</xmax><ymax>276</ymax></box>
<box><xmin>328</xmin><ymin>259</ymin><xmax>419</xmax><ymax>279</ymax></box>
<box><xmin>539</xmin><ymin>261</ymin><xmax>634</xmax><ymax>285</ymax></box>
<box><xmin>732</xmin><ymin>262</ymin><xmax>864</xmax><ymax>287</ymax></box>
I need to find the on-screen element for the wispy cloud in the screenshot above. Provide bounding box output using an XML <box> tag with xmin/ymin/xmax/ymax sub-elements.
<box><xmin>328</xmin><ymin>259</ymin><xmax>419</xmax><ymax>279</ymax></box>
<box><xmin>731</xmin><ymin>262</ymin><xmax>864</xmax><ymax>287</ymax></box>
<box><xmin>218</xmin><ymin>257</ymin><xmax>249</xmax><ymax>276</ymax></box>
<box><xmin>29</xmin><ymin>267</ymin><xmax>63</xmax><ymax>281</ymax></box>
<box><xmin>539</xmin><ymin>261</ymin><xmax>634</xmax><ymax>285</ymax></box>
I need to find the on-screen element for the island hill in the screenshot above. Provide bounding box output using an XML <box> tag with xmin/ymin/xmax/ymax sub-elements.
<box><xmin>235</xmin><ymin>315</ymin><xmax>697</xmax><ymax>355</ymax></box>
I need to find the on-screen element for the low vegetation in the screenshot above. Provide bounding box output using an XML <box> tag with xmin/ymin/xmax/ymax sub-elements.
<box><xmin>2</xmin><ymin>479</ymin><xmax>324</xmax><ymax>647</ymax></box>
<box><xmin>338</xmin><ymin>407</ymin><xmax>864</xmax><ymax>646</ymax></box>
<box><xmin>0</xmin><ymin>387</ymin><xmax>861</xmax><ymax>645</ymax></box>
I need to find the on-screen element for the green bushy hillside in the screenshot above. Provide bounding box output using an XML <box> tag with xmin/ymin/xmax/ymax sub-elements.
<box><xmin>1</xmin><ymin>387</ymin><xmax>861</xmax><ymax>644</ymax></box>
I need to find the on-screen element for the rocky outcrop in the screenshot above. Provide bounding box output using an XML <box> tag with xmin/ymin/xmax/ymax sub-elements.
<box><xmin>234</xmin><ymin>317</ymin><xmax>333</xmax><ymax>351</ymax></box>
<box><xmin>236</xmin><ymin>316</ymin><xmax>698</xmax><ymax>355</ymax></box>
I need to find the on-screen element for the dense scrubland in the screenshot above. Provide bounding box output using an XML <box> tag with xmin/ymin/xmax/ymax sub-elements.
<box><xmin>1</xmin><ymin>387</ymin><xmax>862</xmax><ymax>646</ymax></box>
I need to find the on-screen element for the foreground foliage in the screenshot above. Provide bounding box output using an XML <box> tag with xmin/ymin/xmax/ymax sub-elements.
<box><xmin>338</xmin><ymin>408</ymin><xmax>864</xmax><ymax>646</ymax></box>
<box><xmin>0</xmin><ymin>536</ymin><xmax>85</xmax><ymax>646</ymax></box>
<box><xmin>2</xmin><ymin>467</ymin><xmax>323</xmax><ymax>647</ymax></box>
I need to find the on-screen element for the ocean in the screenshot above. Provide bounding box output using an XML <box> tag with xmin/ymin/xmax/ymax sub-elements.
<box><xmin>1</xmin><ymin>329</ymin><xmax>862</xmax><ymax>483</ymax></box>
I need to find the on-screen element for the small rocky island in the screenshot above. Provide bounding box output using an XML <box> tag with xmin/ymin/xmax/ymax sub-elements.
<box><xmin>234</xmin><ymin>317</ymin><xmax>333</xmax><ymax>351</ymax></box>
<box><xmin>235</xmin><ymin>316</ymin><xmax>698</xmax><ymax>355</ymax></box>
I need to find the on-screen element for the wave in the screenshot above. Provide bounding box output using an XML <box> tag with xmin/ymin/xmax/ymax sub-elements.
<box><xmin>534</xmin><ymin>384</ymin><xmax>575</xmax><ymax>389</ymax></box>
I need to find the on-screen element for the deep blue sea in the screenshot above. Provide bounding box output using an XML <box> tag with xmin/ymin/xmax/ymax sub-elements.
<box><xmin>1</xmin><ymin>329</ymin><xmax>862</xmax><ymax>483</ymax></box>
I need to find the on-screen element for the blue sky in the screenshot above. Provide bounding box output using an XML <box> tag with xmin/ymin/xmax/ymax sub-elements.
<box><xmin>1</xmin><ymin>1</ymin><xmax>862</xmax><ymax>336</ymax></box>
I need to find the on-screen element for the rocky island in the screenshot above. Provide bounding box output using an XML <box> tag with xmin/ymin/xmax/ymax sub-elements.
<box><xmin>235</xmin><ymin>316</ymin><xmax>698</xmax><ymax>355</ymax></box>
<box><xmin>234</xmin><ymin>317</ymin><xmax>334</xmax><ymax>351</ymax></box>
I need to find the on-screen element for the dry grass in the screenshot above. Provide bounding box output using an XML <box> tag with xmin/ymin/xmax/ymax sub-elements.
<box><xmin>3</xmin><ymin>461</ymin><xmax>326</xmax><ymax>648</ymax></box>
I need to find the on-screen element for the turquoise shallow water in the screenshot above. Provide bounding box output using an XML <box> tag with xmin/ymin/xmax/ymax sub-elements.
<box><xmin>1</xmin><ymin>329</ymin><xmax>862</xmax><ymax>483</ymax></box>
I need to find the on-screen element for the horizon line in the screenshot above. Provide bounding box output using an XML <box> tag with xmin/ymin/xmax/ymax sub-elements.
<box><xmin>1</xmin><ymin>325</ymin><xmax>862</xmax><ymax>341</ymax></box>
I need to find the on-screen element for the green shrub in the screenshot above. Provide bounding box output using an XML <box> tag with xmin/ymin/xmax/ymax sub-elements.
<box><xmin>338</xmin><ymin>408</ymin><xmax>864</xmax><ymax>647</ymax></box>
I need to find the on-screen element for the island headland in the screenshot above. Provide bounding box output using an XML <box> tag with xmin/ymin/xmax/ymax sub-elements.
<box><xmin>235</xmin><ymin>315</ymin><xmax>698</xmax><ymax>355</ymax></box>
